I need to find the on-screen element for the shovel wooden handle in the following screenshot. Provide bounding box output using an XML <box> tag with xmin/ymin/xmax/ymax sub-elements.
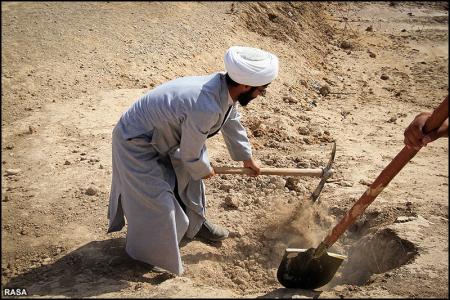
<box><xmin>323</xmin><ymin>96</ymin><xmax>448</xmax><ymax>248</ymax></box>
<box><xmin>213</xmin><ymin>166</ymin><xmax>324</xmax><ymax>177</ymax></box>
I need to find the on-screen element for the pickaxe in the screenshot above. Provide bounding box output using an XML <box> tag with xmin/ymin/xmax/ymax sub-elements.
<box><xmin>213</xmin><ymin>141</ymin><xmax>336</xmax><ymax>201</ymax></box>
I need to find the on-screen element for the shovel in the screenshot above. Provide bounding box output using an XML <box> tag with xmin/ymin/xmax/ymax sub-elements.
<box><xmin>277</xmin><ymin>96</ymin><xmax>448</xmax><ymax>289</ymax></box>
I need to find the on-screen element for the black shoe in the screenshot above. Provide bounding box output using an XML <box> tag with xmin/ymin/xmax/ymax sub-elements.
<box><xmin>196</xmin><ymin>220</ymin><xmax>229</xmax><ymax>242</ymax></box>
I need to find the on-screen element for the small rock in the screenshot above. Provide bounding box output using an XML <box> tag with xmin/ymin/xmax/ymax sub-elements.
<box><xmin>270</xmin><ymin>177</ymin><xmax>286</xmax><ymax>189</ymax></box>
<box><xmin>224</xmin><ymin>195</ymin><xmax>239</xmax><ymax>209</ymax></box>
<box><xmin>394</xmin><ymin>216</ymin><xmax>416</xmax><ymax>223</ymax></box>
<box><xmin>303</xmin><ymin>137</ymin><xmax>313</xmax><ymax>144</ymax></box>
<box><xmin>295</xmin><ymin>159</ymin><xmax>310</xmax><ymax>168</ymax></box>
<box><xmin>338</xmin><ymin>180</ymin><xmax>353</xmax><ymax>187</ymax></box>
<box><xmin>285</xmin><ymin>177</ymin><xmax>299</xmax><ymax>191</ymax></box>
<box><xmin>300</xmin><ymin>79</ymin><xmax>307</xmax><ymax>87</ymax></box>
<box><xmin>339</xmin><ymin>40</ymin><xmax>352</xmax><ymax>50</ymax></box>
<box><xmin>29</xmin><ymin>125</ymin><xmax>37</xmax><ymax>134</ymax></box>
<box><xmin>297</xmin><ymin>126</ymin><xmax>310</xmax><ymax>135</ymax></box>
<box><xmin>235</xmin><ymin>226</ymin><xmax>245</xmax><ymax>237</ymax></box>
<box><xmin>359</xmin><ymin>179</ymin><xmax>371</xmax><ymax>186</ymax></box>
<box><xmin>219</xmin><ymin>184</ymin><xmax>233</xmax><ymax>192</ymax></box>
<box><xmin>387</xmin><ymin>116</ymin><xmax>397</xmax><ymax>123</ymax></box>
<box><xmin>380</xmin><ymin>74</ymin><xmax>389</xmax><ymax>80</ymax></box>
<box><xmin>134</xmin><ymin>283</ymin><xmax>144</xmax><ymax>291</ymax></box>
<box><xmin>366</xmin><ymin>25</ymin><xmax>373</xmax><ymax>32</ymax></box>
<box><xmin>294</xmin><ymin>185</ymin><xmax>307</xmax><ymax>194</ymax></box>
<box><xmin>85</xmin><ymin>186</ymin><xmax>98</xmax><ymax>196</ymax></box>
<box><xmin>5</xmin><ymin>169</ymin><xmax>21</xmax><ymax>176</ymax></box>
<box><xmin>319</xmin><ymin>135</ymin><xmax>335</xmax><ymax>143</ymax></box>
<box><xmin>283</xmin><ymin>96</ymin><xmax>298</xmax><ymax>104</ymax></box>
<box><xmin>64</xmin><ymin>160</ymin><xmax>71</xmax><ymax>165</ymax></box>
<box><xmin>333</xmin><ymin>285</ymin><xmax>347</xmax><ymax>292</ymax></box>
<box><xmin>267</xmin><ymin>183</ymin><xmax>277</xmax><ymax>190</ymax></box>
<box><xmin>319</xmin><ymin>85</ymin><xmax>330</xmax><ymax>96</ymax></box>
<box><xmin>323</xmin><ymin>77</ymin><xmax>334</xmax><ymax>85</ymax></box>
<box><xmin>253</xmin><ymin>198</ymin><xmax>263</xmax><ymax>205</ymax></box>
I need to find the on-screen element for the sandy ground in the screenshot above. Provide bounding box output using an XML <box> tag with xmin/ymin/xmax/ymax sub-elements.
<box><xmin>1</xmin><ymin>1</ymin><xmax>448</xmax><ymax>298</ymax></box>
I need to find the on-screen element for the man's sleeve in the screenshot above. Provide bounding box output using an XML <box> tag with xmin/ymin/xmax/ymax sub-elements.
<box><xmin>180</xmin><ymin>111</ymin><xmax>218</xmax><ymax>180</ymax></box>
<box><xmin>220</xmin><ymin>106</ymin><xmax>253</xmax><ymax>161</ymax></box>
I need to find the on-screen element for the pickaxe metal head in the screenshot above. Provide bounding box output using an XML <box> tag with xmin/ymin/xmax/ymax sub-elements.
<box><xmin>311</xmin><ymin>141</ymin><xmax>336</xmax><ymax>202</ymax></box>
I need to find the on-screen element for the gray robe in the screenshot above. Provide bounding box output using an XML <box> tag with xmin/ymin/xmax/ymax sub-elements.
<box><xmin>107</xmin><ymin>72</ymin><xmax>252</xmax><ymax>275</ymax></box>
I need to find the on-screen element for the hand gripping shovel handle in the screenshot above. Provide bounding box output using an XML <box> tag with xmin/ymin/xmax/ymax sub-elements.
<box><xmin>319</xmin><ymin>96</ymin><xmax>448</xmax><ymax>252</ymax></box>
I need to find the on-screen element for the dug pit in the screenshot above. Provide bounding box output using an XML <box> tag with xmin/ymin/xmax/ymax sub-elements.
<box><xmin>333</xmin><ymin>228</ymin><xmax>419</xmax><ymax>286</ymax></box>
<box><xmin>328</xmin><ymin>208</ymin><xmax>421</xmax><ymax>288</ymax></box>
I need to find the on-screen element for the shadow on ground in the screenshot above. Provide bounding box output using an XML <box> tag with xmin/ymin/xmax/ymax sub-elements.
<box><xmin>3</xmin><ymin>238</ymin><xmax>173</xmax><ymax>298</ymax></box>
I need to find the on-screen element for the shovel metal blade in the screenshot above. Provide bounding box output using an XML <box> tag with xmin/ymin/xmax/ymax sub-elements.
<box><xmin>277</xmin><ymin>248</ymin><xmax>346</xmax><ymax>289</ymax></box>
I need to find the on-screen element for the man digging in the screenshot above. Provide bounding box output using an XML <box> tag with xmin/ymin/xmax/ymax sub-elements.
<box><xmin>107</xmin><ymin>46</ymin><xmax>279</xmax><ymax>275</ymax></box>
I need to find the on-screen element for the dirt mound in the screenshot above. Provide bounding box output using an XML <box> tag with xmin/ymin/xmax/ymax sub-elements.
<box><xmin>241</xmin><ymin>2</ymin><xmax>333</xmax><ymax>47</ymax></box>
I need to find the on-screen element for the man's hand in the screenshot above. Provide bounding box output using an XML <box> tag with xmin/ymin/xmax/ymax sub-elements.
<box><xmin>404</xmin><ymin>112</ymin><xmax>449</xmax><ymax>150</ymax></box>
<box><xmin>202</xmin><ymin>168</ymin><xmax>216</xmax><ymax>179</ymax></box>
<box><xmin>243</xmin><ymin>158</ymin><xmax>261</xmax><ymax>177</ymax></box>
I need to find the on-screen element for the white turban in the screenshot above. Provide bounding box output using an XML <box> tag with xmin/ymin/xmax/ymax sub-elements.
<box><xmin>224</xmin><ymin>46</ymin><xmax>279</xmax><ymax>87</ymax></box>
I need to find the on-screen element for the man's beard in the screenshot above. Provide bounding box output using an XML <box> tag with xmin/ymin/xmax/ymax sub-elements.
<box><xmin>237</xmin><ymin>87</ymin><xmax>258</xmax><ymax>106</ymax></box>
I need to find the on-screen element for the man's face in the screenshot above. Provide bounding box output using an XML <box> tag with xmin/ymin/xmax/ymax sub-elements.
<box><xmin>237</xmin><ymin>87</ymin><xmax>258</xmax><ymax>106</ymax></box>
<box><xmin>237</xmin><ymin>85</ymin><xmax>269</xmax><ymax>107</ymax></box>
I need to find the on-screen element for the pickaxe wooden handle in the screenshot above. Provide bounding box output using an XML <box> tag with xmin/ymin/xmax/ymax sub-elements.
<box><xmin>213</xmin><ymin>141</ymin><xmax>337</xmax><ymax>201</ymax></box>
<box><xmin>213</xmin><ymin>166</ymin><xmax>330</xmax><ymax>177</ymax></box>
